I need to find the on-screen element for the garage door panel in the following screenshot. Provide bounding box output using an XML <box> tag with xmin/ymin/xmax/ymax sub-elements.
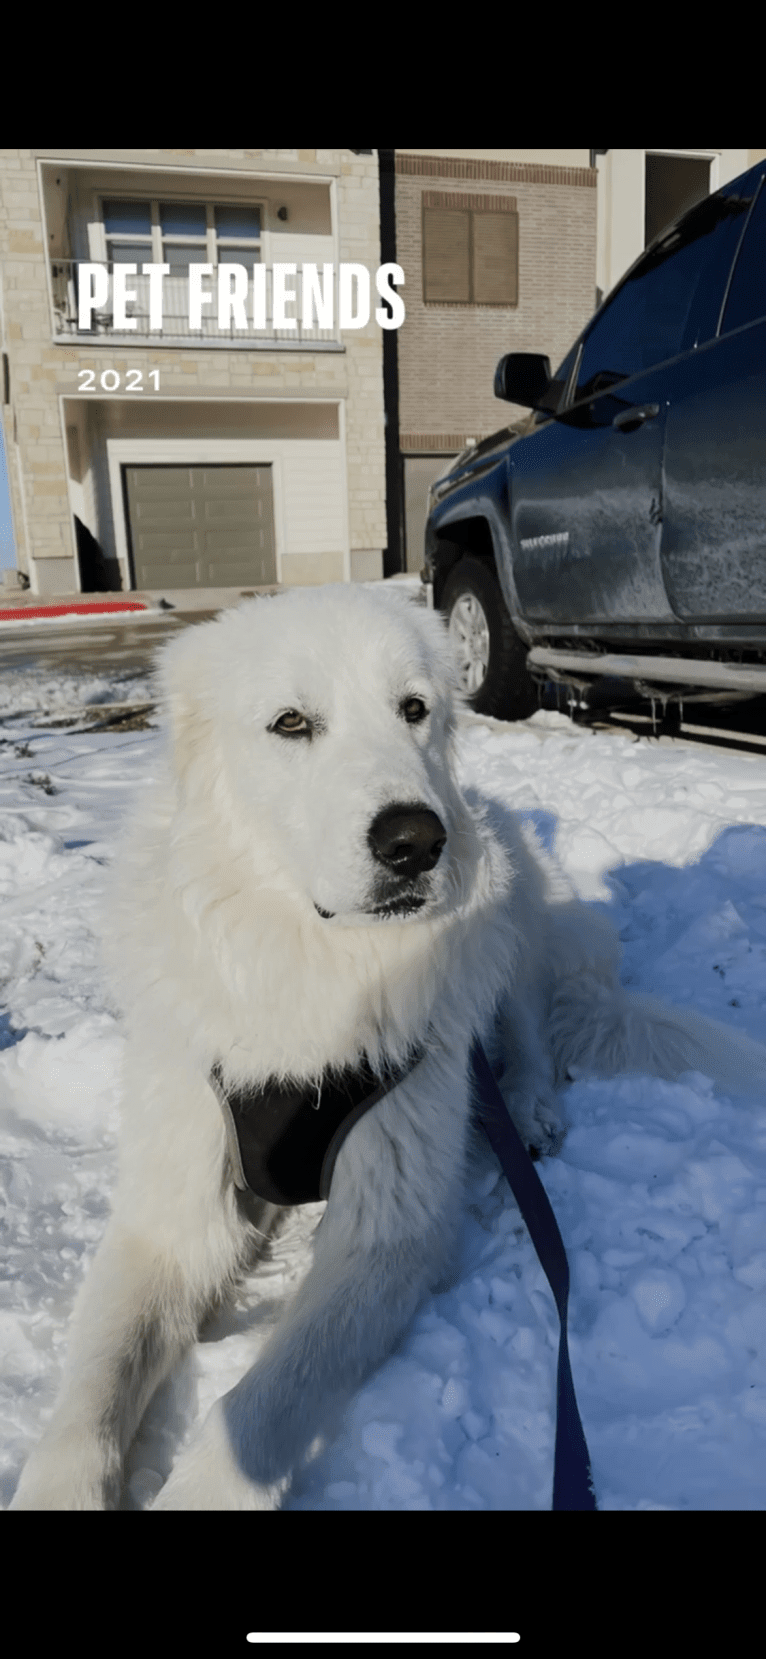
<box><xmin>154</xmin><ymin>562</ymin><xmax>200</xmax><ymax>585</ymax></box>
<box><xmin>197</xmin><ymin>466</ymin><xmax>271</xmax><ymax>493</ymax></box>
<box><xmin>202</xmin><ymin>500</ymin><xmax>266</xmax><ymax>524</ymax></box>
<box><xmin>205</xmin><ymin>530</ymin><xmax>270</xmax><ymax>553</ymax></box>
<box><xmin>132</xmin><ymin>468</ymin><xmax>194</xmax><ymax>497</ymax></box>
<box><xmin>201</xmin><ymin>561</ymin><xmax>258</xmax><ymax>585</ymax></box>
<box><xmin>203</xmin><ymin>543</ymin><xmax>275</xmax><ymax>584</ymax></box>
<box><xmin>135</xmin><ymin>530</ymin><xmax>200</xmax><ymax>554</ymax></box>
<box><xmin>134</xmin><ymin>500</ymin><xmax>197</xmax><ymax>525</ymax></box>
<box><xmin>125</xmin><ymin>464</ymin><xmax>276</xmax><ymax>590</ymax></box>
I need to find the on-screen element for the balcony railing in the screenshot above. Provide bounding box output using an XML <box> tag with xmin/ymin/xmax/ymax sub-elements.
<box><xmin>50</xmin><ymin>260</ymin><xmax>343</xmax><ymax>349</ymax></box>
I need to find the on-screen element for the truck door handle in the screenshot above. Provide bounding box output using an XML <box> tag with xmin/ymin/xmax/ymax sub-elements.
<box><xmin>612</xmin><ymin>402</ymin><xmax>661</xmax><ymax>432</ymax></box>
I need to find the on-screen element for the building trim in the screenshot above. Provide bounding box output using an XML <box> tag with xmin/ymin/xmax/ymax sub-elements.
<box><xmin>396</xmin><ymin>154</ymin><xmax>596</xmax><ymax>188</ymax></box>
<box><xmin>400</xmin><ymin>433</ymin><xmax>479</xmax><ymax>451</ymax></box>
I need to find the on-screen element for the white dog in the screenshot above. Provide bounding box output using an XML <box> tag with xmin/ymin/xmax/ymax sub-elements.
<box><xmin>11</xmin><ymin>582</ymin><xmax>766</xmax><ymax>1510</ymax></box>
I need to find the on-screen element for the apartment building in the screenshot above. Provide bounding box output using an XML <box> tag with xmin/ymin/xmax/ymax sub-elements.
<box><xmin>3</xmin><ymin>149</ymin><xmax>762</xmax><ymax>596</ymax></box>
<box><xmin>392</xmin><ymin>147</ymin><xmax>759</xmax><ymax>572</ymax></box>
<box><xmin>0</xmin><ymin>149</ymin><xmax>386</xmax><ymax>596</ymax></box>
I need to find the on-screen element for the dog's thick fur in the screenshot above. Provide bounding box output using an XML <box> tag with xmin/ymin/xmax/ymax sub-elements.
<box><xmin>11</xmin><ymin>583</ymin><xmax>766</xmax><ymax>1510</ymax></box>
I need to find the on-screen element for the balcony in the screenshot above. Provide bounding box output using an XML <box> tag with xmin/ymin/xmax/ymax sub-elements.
<box><xmin>49</xmin><ymin>260</ymin><xmax>343</xmax><ymax>351</ymax></box>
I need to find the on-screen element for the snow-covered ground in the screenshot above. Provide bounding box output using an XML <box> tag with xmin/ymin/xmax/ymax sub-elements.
<box><xmin>2</xmin><ymin>658</ymin><xmax>766</xmax><ymax>1511</ymax></box>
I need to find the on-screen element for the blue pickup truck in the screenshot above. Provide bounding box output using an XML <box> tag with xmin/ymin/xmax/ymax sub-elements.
<box><xmin>422</xmin><ymin>158</ymin><xmax>766</xmax><ymax>720</ymax></box>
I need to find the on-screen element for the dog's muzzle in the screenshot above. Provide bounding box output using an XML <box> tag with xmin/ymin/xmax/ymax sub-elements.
<box><xmin>314</xmin><ymin>802</ymin><xmax>447</xmax><ymax>922</ymax></box>
<box><xmin>367</xmin><ymin>803</ymin><xmax>446</xmax><ymax>880</ymax></box>
<box><xmin>365</xmin><ymin>802</ymin><xmax>446</xmax><ymax>916</ymax></box>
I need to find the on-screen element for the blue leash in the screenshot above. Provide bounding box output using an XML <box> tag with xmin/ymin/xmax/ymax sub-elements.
<box><xmin>470</xmin><ymin>1038</ymin><xmax>597</xmax><ymax>1511</ymax></box>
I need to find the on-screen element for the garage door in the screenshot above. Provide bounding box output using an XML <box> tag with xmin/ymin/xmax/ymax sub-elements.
<box><xmin>124</xmin><ymin>464</ymin><xmax>276</xmax><ymax>590</ymax></box>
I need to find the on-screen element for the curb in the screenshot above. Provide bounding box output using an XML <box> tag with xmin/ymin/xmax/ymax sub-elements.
<box><xmin>0</xmin><ymin>576</ymin><xmax>424</xmax><ymax>627</ymax></box>
<box><xmin>0</xmin><ymin>601</ymin><xmax>150</xmax><ymax>623</ymax></box>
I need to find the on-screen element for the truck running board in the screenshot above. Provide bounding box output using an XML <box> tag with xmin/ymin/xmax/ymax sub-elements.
<box><xmin>527</xmin><ymin>647</ymin><xmax>766</xmax><ymax>695</ymax></box>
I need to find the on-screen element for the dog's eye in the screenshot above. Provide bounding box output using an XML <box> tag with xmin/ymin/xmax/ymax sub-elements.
<box><xmin>271</xmin><ymin>710</ymin><xmax>311</xmax><ymax>738</ymax></box>
<box><xmin>401</xmin><ymin>697</ymin><xmax>428</xmax><ymax>724</ymax></box>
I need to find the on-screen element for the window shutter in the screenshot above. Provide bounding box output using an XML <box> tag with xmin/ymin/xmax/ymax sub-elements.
<box><xmin>472</xmin><ymin>211</ymin><xmax>518</xmax><ymax>304</ymax></box>
<box><xmin>423</xmin><ymin>208</ymin><xmax>470</xmax><ymax>302</ymax></box>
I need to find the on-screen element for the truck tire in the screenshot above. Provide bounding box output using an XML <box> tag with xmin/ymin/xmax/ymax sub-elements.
<box><xmin>441</xmin><ymin>556</ymin><xmax>537</xmax><ymax>721</ymax></box>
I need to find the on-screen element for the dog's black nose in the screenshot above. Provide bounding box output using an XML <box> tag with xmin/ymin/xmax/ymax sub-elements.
<box><xmin>368</xmin><ymin>804</ymin><xmax>446</xmax><ymax>878</ymax></box>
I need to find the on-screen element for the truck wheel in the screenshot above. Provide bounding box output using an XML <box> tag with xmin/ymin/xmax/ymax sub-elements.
<box><xmin>441</xmin><ymin>556</ymin><xmax>537</xmax><ymax>721</ymax></box>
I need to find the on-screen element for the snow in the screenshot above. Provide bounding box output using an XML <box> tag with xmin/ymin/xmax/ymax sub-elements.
<box><xmin>2</xmin><ymin>667</ymin><xmax>766</xmax><ymax>1512</ymax></box>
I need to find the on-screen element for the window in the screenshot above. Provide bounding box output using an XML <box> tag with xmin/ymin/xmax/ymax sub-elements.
<box><xmin>720</xmin><ymin>176</ymin><xmax>766</xmax><ymax>333</ymax></box>
<box><xmin>644</xmin><ymin>154</ymin><xmax>711</xmax><ymax>247</ymax></box>
<box><xmin>102</xmin><ymin>198</ymin><xmax>262</xmax><ymax>272</ymax></box>
<box><xmin>572</xmin><ymin>186</ymin><xmax>754</xmax><ymax>401</ymax></box>
<box><xmin>423</xmin><ymin>198</ymin><xmax>518</xmax><ymax>306</ymax></box>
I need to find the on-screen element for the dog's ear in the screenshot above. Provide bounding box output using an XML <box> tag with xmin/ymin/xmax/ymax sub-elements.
<box><xmin>156</xmin><ymin>630</ymin><xmax>216</xmax><ymax>794</ymax></box>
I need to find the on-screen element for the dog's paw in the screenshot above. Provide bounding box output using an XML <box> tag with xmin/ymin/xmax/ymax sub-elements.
<box><xmin>503</xmin><ymin>1089</ymin><xmax>566</xmax><ymax>1160</ymax></box>
<box><xmin>152</xmin><ymin>1474</ymin><xmax>284</xmax><ymax>1511</ymax></box>
<box><xmin>150</xmin><ymin>1402</ymin><xmax>287</xmax><ymax>1512</ymax></box>
<box><xmin>9</xmin><ymin>1426</ymin><xmax>114</xmax><ymax>1511</ymax></box>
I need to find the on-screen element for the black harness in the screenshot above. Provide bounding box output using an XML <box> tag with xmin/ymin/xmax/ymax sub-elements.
<box><xmin>210</xmin><ymin>1047</ymin><xmax>425</xmax><ymax>1208</ymax></box>
<box><xmin>210</xmin><ymin>1038</ymin><xmax>597</xmax><ymax>1508</ymax></box>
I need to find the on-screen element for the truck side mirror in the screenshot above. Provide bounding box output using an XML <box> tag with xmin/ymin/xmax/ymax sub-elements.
<box><xmin>494</xmin><ymin>353</ymin><xmax>552</xmax><ymax>407</ymax></box>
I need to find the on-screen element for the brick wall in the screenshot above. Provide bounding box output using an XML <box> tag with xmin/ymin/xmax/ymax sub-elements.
<box><xmin>395</xmin><ymin>153</ymin><xmax>597</xmax><ymax>448</ymax></box>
